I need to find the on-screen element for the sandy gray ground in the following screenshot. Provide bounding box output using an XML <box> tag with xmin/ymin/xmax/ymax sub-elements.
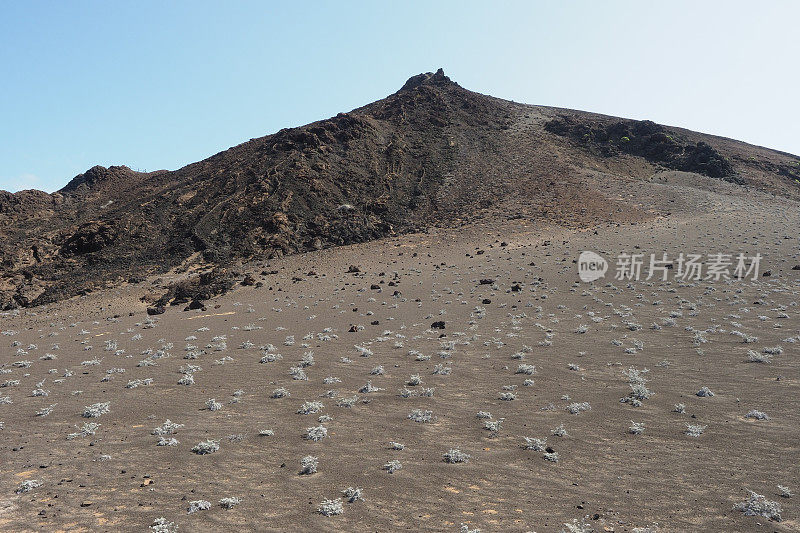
<box><xmin>1</xmin><ymin>177</ymin><xmax>798</xmax><ymax>532</ymax></box>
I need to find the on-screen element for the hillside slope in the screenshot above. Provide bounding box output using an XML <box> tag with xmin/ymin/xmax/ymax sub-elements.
<box><xmin>1</xmin><ymin>69</ymin><xmax>798</xmax><ymax>309</ymax></box>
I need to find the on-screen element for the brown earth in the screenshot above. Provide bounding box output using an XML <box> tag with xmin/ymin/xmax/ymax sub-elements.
<box><xmin>0</xmin><ymin>171</ymin><xmax>798</xmax><ymax>531</ymax></box>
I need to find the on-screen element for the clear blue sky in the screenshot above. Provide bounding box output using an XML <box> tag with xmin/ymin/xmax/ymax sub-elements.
<box><xmin>2</xmin><ymin>1</ymin><xmax>798</xmax><ymax>192</ymax></box>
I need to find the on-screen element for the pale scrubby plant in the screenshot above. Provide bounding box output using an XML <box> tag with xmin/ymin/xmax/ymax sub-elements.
<box><xmin>476</xmin><ymin>411</ymin><xmax>492</xmax><ymax>419</ymax></box>
<box><xmin>523</xmin><ymin>437</ymin><xmax>547</xmax><ymax>451</ymax></box>
<box><xmin>205</xmin><ymin>398</ymin><xmax>223</xmax><ymax>411</ymax></box>
<box><xmin>566</xmin><ymin>402</ymin><xmax>591</xmax><ymax>414</ymax></box>
<box><xmin>744</xmin><ymin>409</ymin><xmax>769</xmax><ymax>420</ymax></box>
<box><xmin>483</xmin><ymin>418</ymin><xmax>503</xmax><ymax>434</ymax></box>
<box><xmin>673</xmin><ymin>403</ymin><xmax>686</xmax><ymax>414</ymax></box>
<box><xmin>191</xmin><ymin>439</ymin><xmax>220</xmax><ymax>454</ymax></box>
<box><xmin>552</xmin><ymin>423</ymin><xmax>568</xmax><ymax>437</ymax></box>
<box><xmin>370</xmin><ymin>365</ymin><xmax>384</xmax><ymax>375</ymax></box>
<box><xmin>82</xmin><ymin>402</ymin><xmax>110</xmax><ymax>418</ymax></box>
<box><xmin>408</xmin><ymin>409</ymin><xmax>432</xmax><ymax>423</ymax></box>
<box><xmin>389</xmin><ymin>441</ymin><xmax>404</xmax><ymax>450</ymax></box>
<box><xmin>299</xmin><ymin>455</ymin><xmax>318</xmax><ymax>474</ymax></box>
<box><xmin>432</xmin><ymin>363</ymin><xmax>451</xmax><ymax>375</ymax></box>
<box><xmin>67</xmin><ymin>422</ymin><xmax>100</xmax><ymax>439</ymax></box>
<box><xmin>153</xmin><ymin>419</ymin><xmax>184</xmax><ymax>435</ymax></box>
<box><xmin>499</xmin><ymin>392</ymin><xmax>516</xmax><ymax>401</ymax></box>
<box><xmin>685</xmin><ymin>423</ymin><xmax>706</xmax><ymax>437</ymax></box>
<box><xmin>297</xmin><ymin>401</ymin><xmax>324</xmax><ymax>414</ymax></box>
<box><xmin>318</xmin><ymin>498</ymin><xmax>343</xmax><ymax>516</ymax></box>
<box><xmin>258</xmin><ymin>429</ymin><xmax>275</xmax><ymax>436</ymax></box>
<box><xmin>762</xmin><ymin>346</ymin><xmax>783</xmax><ymax>355</ymax></box>
<box><xmin>187</xmin><ymin>500</ymin><xmax>211</xmax><ymax>513</ymax></box>
<box><xmin>157</xmin><ymin>437</ymin><xmax>179</xmax><ymax>446</ymax></box>
<box><xmin>733</xmin><ymin>490</ymin><xmax>782</xmax><ymax>521</ymax></box>
<box><xmin>383</xmin><ymin>459</ymin><xmax>402</xmax><ymax>473</ymax></box>
<box><xmin>299</xmin><ymin>352</ymin><xmax>315</xmax><ymax>367</ymax></box>
<box><xmin>36</xmin><ymin>404</ymin><xmax>57</xmax><ymax>417</ymax></box>
<box><xmin>407</xmin><ymin>374</ymin><xmax>422</xmax><ymax>386</ymax></box>
<box><xmin>777</xmin><ymin>485</ymin><xmax>793</xmax><ymax>498</ymax></box>
<box><xmin>359</xmin><ymin>381</ymin><xmax>383</xmax><ymax>393</ymax></box>
<box><xmin>515</xmin><ymin>364</ymin><xmax>536</xmax><ymax>375</ymax></box>
<box><xmin>15</xmin><ymin>479</ymin><xmax>42</xmax><ymax>493</ymax></box>
<box><xmin>354</xmin><ymin>345</ymin><xmax>373</xmax><ymax>357</ymax></box>
<box><xmin>543</xmin><ymin>451</ymin><xmax>560</xmax><ymax>462</ymax></box>
<box><xmin>337</xmin><ymin>395</ymin><xmax>358</xmax><ymax>408</ymax></box>
<box><xmin>443</xmin><ymin>449</ymin><xmax>470</xmax><ymax>463</ymax></box>
<box><xmin>289</xmin><ymin>366</ymin><xmax>308</xmax><ymax>381</ymax></box>
<box><xmin>696</xmin><ymin>386</ymin><xmax>714</xmax><ymax>397</ymax></box>
<box><xmin>747</xmin><ymin>350</ymin><xmax>772</xmax><ymax>363</ymax></box>
<box><xmin>561</xmin><ymin>518</ymin><xmax>592</xmax><ymax>532</ymax></box>
<box><xmin>219</xmin><ymin>497</ymin><xmax>242</xmax><ymax>509</ymax></box>
<box><xmin>271</xmin><ymin>387</ymin><xmax>289</xmax><ymax>399</ymax></box>
<box><xmin>342</xmin><ymin>486</ymin><xmax>363</xmax><ymax>502</ymax></box>
<box><xmin>305</xmin><ymin>425</ymin><xmax>328</xmax><ymax>441</ymax></box>
<box><xmin>149</xmin><ymin>517</ymin><xmax>177</xmax><ymax>532</ymax></box>
<box><xmin>177</xmin><ymin>373</ymin><xmax>194</xmax><ymax>385</ymax></box>
<box><xmin>628</xmin><ymin>421</ymin><xmax>646</xmax><ymax>435</ymax></box>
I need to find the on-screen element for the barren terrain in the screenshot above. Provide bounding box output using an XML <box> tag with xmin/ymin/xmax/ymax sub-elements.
<box><xmin>1</xmin><ymin>170</ymin><xmax>798</xmax><ymax>531</ymax></box>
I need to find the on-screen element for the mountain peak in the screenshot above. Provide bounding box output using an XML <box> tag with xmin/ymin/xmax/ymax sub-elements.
<box><xmin>400</xmin><ymin>68</ymin><xmax>453</xmax><ymax>91</ymax></box>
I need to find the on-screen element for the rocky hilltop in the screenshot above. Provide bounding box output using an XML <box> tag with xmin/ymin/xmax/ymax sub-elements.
<box><xmin>1</xmin><ymin>69</ymin><xmax>798</xmax><ymax>309</ymax></box>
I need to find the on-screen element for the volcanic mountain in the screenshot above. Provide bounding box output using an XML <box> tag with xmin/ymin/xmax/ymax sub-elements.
<box><xmin>1</xmin><ymin>68</ymin><xmax>798</xmax><ymax>309</ymax></box>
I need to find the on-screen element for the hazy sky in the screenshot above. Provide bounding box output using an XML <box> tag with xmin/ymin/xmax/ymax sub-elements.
<box><xmin>2</xmin><ymin>1</ymin><xmax>798</xmax><ymax>192</ymax></box>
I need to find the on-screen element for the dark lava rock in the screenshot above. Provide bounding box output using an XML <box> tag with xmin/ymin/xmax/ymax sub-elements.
<box><xmin>431</xmin><ymin>321</ymin><xmax>446</xmax><ymax>329</ymax></box>
<box><xmin>146</xmin><ymin>305</ymin><xmax>165</xmax><ymax>316</ymax></box>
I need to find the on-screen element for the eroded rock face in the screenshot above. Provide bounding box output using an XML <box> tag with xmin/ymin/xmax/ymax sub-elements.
<box><xmin>60</xmin><ymin>221</ymin><xmax>118</xmax><ymax>256</ymax></box>
<box><xmin>544</xmin><ymin>116</ymin><xmax>736</xmax><ymax>179</ymax></box>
